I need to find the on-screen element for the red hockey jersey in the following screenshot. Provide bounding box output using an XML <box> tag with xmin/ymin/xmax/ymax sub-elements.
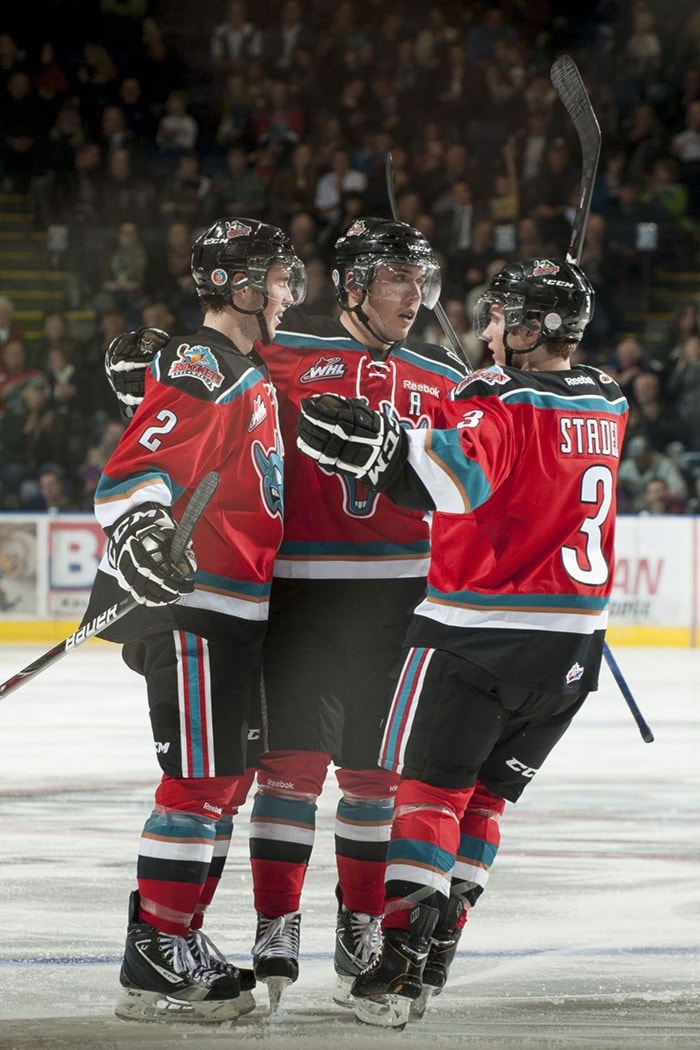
<box><xmin>260</xmin><ymin>317</ymin><xmax>466</xmax><ymax>580</ymax></box>
<box><xmin>93</xmin><ymin>326</ymin><xmax>283</xmax><ymax>629</ymax></box>
<box><xmin>401</xmin><ymin>363</ymin><xmax>629</xmax><ymax>695</ymax></box>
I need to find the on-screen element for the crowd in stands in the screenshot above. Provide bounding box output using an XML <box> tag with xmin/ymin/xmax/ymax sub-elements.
<box><xmin>0</xmin><ymin>0</ymin><xmax>699</xmax><ymax>513</ymax></box>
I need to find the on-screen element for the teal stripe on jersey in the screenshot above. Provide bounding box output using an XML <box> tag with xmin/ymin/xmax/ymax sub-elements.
<box><xmin>194</xmin><ymin>569</ymin><xmax>272</xmax><ymax>598</ymax></box>
<box><xmin>501</xmin><ymin>387</ymin><xmax>629</xmax><ymax>414</ymax></box>
<box><xmin>273</xmin><ymin>330</ymin><xmax>363</xmax><ymax>350</ymax></box>
<box><xmin>95</xmin><ymin>469</ymin><xmax>174</xmax><ymax>502</ymax></box>
<box><xmin>182</xmin><ymin>632</ymin><xmax>206</xmax><ymax>777</ymax></box>
<box><xmin>278</xmin><ymin>538</ymin><xmax>430</xmax><ymax>558</ymax></box>
<box><xmin>427</xmin><ymin>430</ymin><xmax>492</xmax><ymax>508</ymax></box>
<box><xmin>424</xmin><ymin>585</ymin><xmax>609</xmax><ymax>611</ymax></box>
<box><xmin>216</xmin><ymin>366</ymin><xmax>265</xmax><ymax>404</ymax></box>
<box><xmin>144</xmin><ymin>809</ymin><xmax>217</xmax><ymax>844</ymax></box>
<box><xmin>386</xmin><ymin>836</ymin><xmax>455</xmax><ymax>877</ymax></box>
<box><xmin>392</xmin><ymin>345</ymin><xmax>465</xmax><ymax>382</ymax></box>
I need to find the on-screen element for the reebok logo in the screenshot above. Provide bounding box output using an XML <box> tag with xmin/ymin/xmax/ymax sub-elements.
<box><xmin>203</xmin><ymin>802</ymin><xmax>223</xmax><ymax>816</ymax></box>
<box><xmin>267</xmin><ymin>779</ymin><xmax>295</xmax><ymax>790</ymax></box>
<box><xmin>564</xmin><ymin>375</ymin><xmax>595</xmax><ymax>386</ymax></box>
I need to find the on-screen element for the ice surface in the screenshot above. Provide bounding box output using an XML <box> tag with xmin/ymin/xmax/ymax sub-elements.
<box><xmin>0</xmin><ymin>643</ymin><xmax>697</xmax><ymax>1048</ymax></box>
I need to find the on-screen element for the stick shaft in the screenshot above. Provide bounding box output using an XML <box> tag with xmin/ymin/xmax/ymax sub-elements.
<box><xmin>0</xmin><ymin>471</ymin><xmax>220</xmax><ymax>701</ymax></box>
<box><xmin>603</xmin><ymin>642</ymin><xmax>654</xmax><ymax>743</ymax></box>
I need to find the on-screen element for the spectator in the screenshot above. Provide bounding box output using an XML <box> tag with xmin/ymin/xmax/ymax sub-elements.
<box><xmin>31</xmin><ymin>463</ymin><xmax>80</xmax><ymax>513</ymax></box>
<box><xmin>521</xmin><ymin>136</ymin><xmax>580</xmax><ymax>248</ymax></box>
<box><xmin>155</xmin><ymin>88</ymin><xmax>198</xmax><ymax>159</ymax></box>
<box><xmin>96</xmin><ymin>221</ymin><xmax>148</xmax><ymax>314</ymax></box>
<box><xmin>214</xmin><ymin>72</ymin><xmax>255</xmax><ymax>153</ymax></box>
<box><xmin>1</xmin><ymin>69</ymin><xmax>45</xmax><ymax>192</ymax></box>
<box><xmin>626</xmin><ymin>368</ymin><xmax>689</xmax><ymax>452</ymax></box>
<box><xmin>0</xmin><ymin>338</ymin><xmax>43</xmax><ymax>412</ymax></box>
<box><xmin>267</xmin><ymin>141</ymin><xmax>319</xmax><ymax>226</ymax></box>
<box><xmin>634</xmin><ymin>476</ymin><xmax>686</xmax><ymax>515</ymax></box>
<box><xmin>314</xmin><ymin>147</ymin><xmax>367</xmax><ymax>225</ymax></box>
<box><xmin>623</xmin><ymin>101</ymin><xmax>669</xmax><ymax>182</ymax></box>
<box><xmin>618</xmin><ymin>434</ymin><xmax>688</xmax><ymax>508</ymax></box>
<box><xmin>262</xmin><ymin>0</ymin><xmax>307</xmax><ymax>73</ymax></box>
<box><xmin>210</xmin><ymin>1</ymin><xmax>261</xmax><ymax>77</ymax></box>
<box><xmin>0</xmin><ymin>374</ymin><xmax>71</xmax><ymax>508</ymax></box>
<box><xmin>35</xmin><ymin>309</ymin><xmax>76</xmax><ymax>368</ymax></box>
<box><xmin>254</xmin><ymin>77</ymin><xmax>306</xmax><ymax>151</ymax></box>
<box><xmin>606</xmin><ymin>336</ymin><xmax>649</xmax><ymax>406</ymax></box>
<box><xmin>98</xmin><ymin>146</ymin><xmax>156</xmax><ymax>228</ymax></box>
<box><xmin>158</xmin><ymin>150</ymin><xmax>212</xmax><ymax>227</ymax></box>
<box><xmin>0</xmin><ymin>296</ymin><xmax>23</xmax><ymax>356</ymax></box>
<box><xmin>212</xmin><ymin>145</ymin><xmax>267</xmax><ymax>218</ymax></box>
<box><xmin>664</xmin><ymin>333</ymin><xmax>700</xmax><ymax>450</ymax></box>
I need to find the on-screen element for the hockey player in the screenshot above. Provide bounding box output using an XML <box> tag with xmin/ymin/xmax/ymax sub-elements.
<box><xmin>105</xmin><ymin>217</ymin><xmax>467</xmax><ymax>1011</ymax></box>
<box><xmin>297</xmin><ymin>258</ymin><xmax>629</xmax><ymax>1028</ymax></box>
<box><xmin>85</xmin><ymin>217</ymin><xmax>306</xmax><ymax>1024</ymax></box>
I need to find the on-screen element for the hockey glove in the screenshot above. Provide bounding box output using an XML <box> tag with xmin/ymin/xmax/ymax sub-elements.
<box><xmin>105</xmin><ymin>328</ymin><xmax>170</xmax><ymax>420</ymax></box>
<box><xmin>297</xmin><ymin>394</ymin><xmax>407</xmax><ymax>491</ymax></box>
<box><xmin>107</xmin><ymin>504</ymin><xmax>197</xmax><ymax>606</ymax></box>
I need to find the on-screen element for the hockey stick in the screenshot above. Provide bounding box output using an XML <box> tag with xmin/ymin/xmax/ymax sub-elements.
<box><xmin>551</xmin><ymin>56</ymin><xmax>653</xmax><ymax>743</ymax></box>
<box><xmin>0</xmin><ymin>470</ymin><xmax>220</xmax><ymax>701</ymax></box>
<box><xmin>602</xmin><ymin>641</ymin><xmax>654</xmax><ymax>743</ymax></box>
<box><xmin>385</xmin><ymin>152</ymin><xmax>473</xmax><ymax>372</ymax></box>
<box><xmin>550</xmin><ymin>54</ymin><xmax>602</xmax><ymax>267</ymax></box>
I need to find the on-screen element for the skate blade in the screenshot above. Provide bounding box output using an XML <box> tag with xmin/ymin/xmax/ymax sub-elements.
<box><xmin>409</xmin><ymin>984</ymin><xmax>436</xmax><ymax>1019</ymax></box>
<box><xmin>332</xmin><ymin>973</ymin><xmax>354</xmax><ymax>1007</ymax></box>
<box><xmin>353</xmin><ymin>993</ymin><xmax>412</xmax><ymax>1029</ymax></box>
<box><xmin>262</xmin><ymin>975</ymin><xmax>294</xmax><ymax>1014</ymax></box>
<box><xmin>115</xmin><ymin>986</ymin><xmax>247</xmax><ymax>1024</ymax></box>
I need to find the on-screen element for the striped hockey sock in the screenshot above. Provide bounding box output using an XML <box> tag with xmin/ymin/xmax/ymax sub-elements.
<box><xmin>136</xmin><ymin>808</ymin><xmax>216</xmax><ymax>936</ymax></box>
<box><xmin>191</xmin><ymin>813</ymin><xmax>233</xmax><ymax>931</ymax></box>
<box><xmin>249</xmin><ymin>793</ymin><xmax>316</xmax><ymax>916</ymax></box>
<box><xmin>334</xmin><ymin>796</ymin><xmax>393</xmax><ymax>915</ymax></box>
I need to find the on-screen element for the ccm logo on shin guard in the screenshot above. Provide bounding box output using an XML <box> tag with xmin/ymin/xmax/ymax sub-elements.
<box><xmin>505</xmin><ymin>756</ymin><xmax>539</xmax><ymax>778</ymax></box>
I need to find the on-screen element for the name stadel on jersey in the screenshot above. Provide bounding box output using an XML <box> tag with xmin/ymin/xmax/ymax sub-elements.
<box><xmin>401</xmin><ymin>363</ymin><xmax>629</xmax><ymax>696</ymax></box>
<box><xmin>260</xmin><ymin>313</ymin><xmax>466</xmax><ymax>580</ymax></box>
<box><xmin>93</xmin><ymin>325</ymin><xmax>283</xmax><ymax>634</ymax></box>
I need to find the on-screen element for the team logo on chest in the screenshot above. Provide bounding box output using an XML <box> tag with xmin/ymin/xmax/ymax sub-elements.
<box><xmin>168</xmin><ymin>344</ymin><xmax>224</xmax><ymax>391</ymax></box>
<box><xmin>299</xmin><ymin>355</ymin><xmax>347</xmax><ymax>384</ymax></box>
<box><xmin>253</xmin><ymin>433</ymin><xmax>283</xmax><ymax>518</ymax></box>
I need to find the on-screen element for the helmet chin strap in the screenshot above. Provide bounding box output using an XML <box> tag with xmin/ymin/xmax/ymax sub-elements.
<box><xmin>503</xmin><ymin>323</ymin><xmax>546</xmax><ymax>366</ymax></box>
<box><xmin>229</xmin><ymin>283</ymin><xmax>271</xmax><ymax>344</ymax></box>
<box><xmin>349</xmin><ymin>293</ymin><xmax>401</xmax><ymax>354</ymax></box>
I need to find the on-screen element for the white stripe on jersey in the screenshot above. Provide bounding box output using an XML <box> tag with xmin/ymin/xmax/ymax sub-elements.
<box><xmin>248</xmin><ymin>820</ymin><xmax>315</xmax><ymax>847</ymax></box>
<box><xmin>273</xmin><ymin>556</ymin><xmax>430</xmax><ymax>580</ymax></box>
<box><xmin>384</xmin><ymin>862</ymin><xmax>451</xmax><ymax>898</ymax></box>
<box><xmin>137</xmin><ymin>834</ymin><xmax>214</xmax><ymax>864</ymax></box>
<box><xmin>414</xmin><ymin>598</ymin><xmax>609</xmax><ymax>635</ymax></box>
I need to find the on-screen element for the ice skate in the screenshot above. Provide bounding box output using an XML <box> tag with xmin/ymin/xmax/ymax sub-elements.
<box><xmin>115</xmin><ymin>892</ymin><xmax>250</xmax><ymax>1024</ymax></box>
<box><xmin>332</xmin><ymin>886</ymin><xmax>382</xmax><ymax>1007</ymax></box>
<box><xmin>251</xmin><ymin>911</ymin><xmax>301</xmax><ymax>1012</ymax></box>
<box><xmin>411</xmin><ymin>895</ymin><xmax>465</xmax><ymax>1019</ymax></box>
<box><xmin>187</xmin><ymin>928</ymin><xmax>256</xmax><ymax>1014</ymax></box>
<box><xmin>351</xmin><ymin>903</ymin><xmax>438</xmax><ymax>1029</ymax></box>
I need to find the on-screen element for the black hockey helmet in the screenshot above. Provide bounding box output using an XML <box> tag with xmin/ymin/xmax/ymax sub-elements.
<box><xmin>332</xmin><ymin>217</ymin><xmax>442</xmax><ymax>310</ymax></box>
<box><xmin>473</xmin><ymin>258</ymin><xmax>594</xmax><ymax>348</ymax></box>
<box><xmin>191</xmin><ymin>217</ymin><xmax>307</xmax><ymax>305</ymax></box>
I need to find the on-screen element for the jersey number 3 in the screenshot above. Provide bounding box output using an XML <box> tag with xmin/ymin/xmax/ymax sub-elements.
<box><xmin>561</xmin><ymin>465</ymin><xmax>613</xmax><ymax>586</ymax></box>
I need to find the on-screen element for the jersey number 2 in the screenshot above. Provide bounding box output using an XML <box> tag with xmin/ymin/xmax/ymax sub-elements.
<box><xmin>138</xmin><ymin>409</ymin><xmax>177</xmax><ymax>451</ymax></box>
<box><xmin>561</xmin><ymin>465</ymin><xmax>613</xmax><ymax>586</ymax></box>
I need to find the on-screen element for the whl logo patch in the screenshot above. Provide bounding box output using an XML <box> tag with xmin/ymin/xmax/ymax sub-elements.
<box><xmin>299</xmin><ymin>356</ymin><xmax>347</xmax><ymax>384</ymax></box>
<box><xmin>168</xmin><ymin>344</ymin><xmax>224</xmax><ymax>391</ymax></box>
